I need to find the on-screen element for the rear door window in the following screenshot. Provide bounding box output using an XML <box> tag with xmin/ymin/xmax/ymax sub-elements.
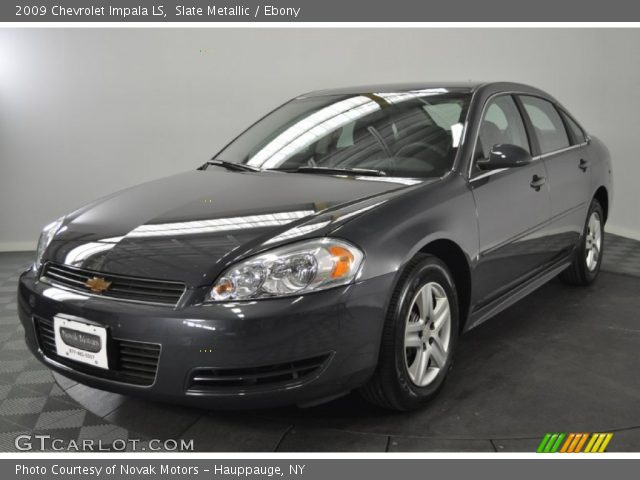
<box><xmin>520</xmin><ymin>96</ymin><xmax>570</xmax><ymax>154</ymax></box>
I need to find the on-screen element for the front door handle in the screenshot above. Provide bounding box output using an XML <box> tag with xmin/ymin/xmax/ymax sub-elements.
<box><xmin>530</xmin><ymin>174</ymin><xmax>546</xmax><ymax>191</ymax></box>
<box><xmin>579</xmin><ymin>158</ymin><xmax>590</xmax><ymax>172</ymax></box>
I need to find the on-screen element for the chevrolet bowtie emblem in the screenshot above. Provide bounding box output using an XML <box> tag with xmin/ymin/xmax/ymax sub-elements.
<box><xmin>85</xmin><ymin>276</ymin><xmax>112</xmax><ymax>293</ymax></box>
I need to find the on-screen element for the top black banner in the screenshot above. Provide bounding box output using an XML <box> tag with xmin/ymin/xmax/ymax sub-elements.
<box><xmin>3</xmin><ymin>0</ymin><xmax>640</xmax><ymax>22</ymax></box>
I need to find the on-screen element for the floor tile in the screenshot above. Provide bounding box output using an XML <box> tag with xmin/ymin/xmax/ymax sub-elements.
<box><xmin>52</xmin><ymin>372</ymin><xmax>78</xmax><ymax>391</ymax></box>
<box><xmin>605</xmin><ymin>429</ymin><xmax>640</xmax><ymax>452</ymax></box>
<box><xmin>0</xmin><ymin>396</ymin><xmax>47</xmax><ymax>416</ymax></box>
<box><xmin>492</xmin><ymin>438</ymin><xmax>541</xmax><ymax>452</ymax></box>
<box><xmin>180</xmin><ymin>414</ymin><xmax>291</xmax><ymax>452</ymax></box>
<box><xmin>104</xmin><ymin>398</ymin><xmax>202</xmax><ymax>439</ymax></box>
<box><xmin>389</xmin><ymin>436</ymin><xmax>495</xmax><ymax>452</ymax></box>
<box><xmin>66</xmin><ymin>384</ymin><xmax>127</xmax><ymax>418</ymax></box>
<box><xmin>277</xmin><ymin>427</ymin><xmax>388</xmax><ymax>452</ymax></box>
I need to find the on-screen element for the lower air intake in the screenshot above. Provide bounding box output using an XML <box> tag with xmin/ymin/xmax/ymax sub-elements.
<box><xmin>187</xmin><ymin>354</ymin><xmax>331</xmax><ymax>392</ymax></box>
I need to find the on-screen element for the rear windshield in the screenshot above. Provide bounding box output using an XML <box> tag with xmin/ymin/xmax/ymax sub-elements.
<box><xmin>215</xmin><ymin>90</ymin><xmax>471</xmax><ymax>178</ymax></box>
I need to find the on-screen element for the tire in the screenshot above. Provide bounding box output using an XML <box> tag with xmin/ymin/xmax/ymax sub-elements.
<box><xmin>560</xmin><ymin>198</ymin><xmax>604</xmax><ymax>286</ymax></box>
<box><xmin>360</xmin><ymin>254</ymin><xmax>459</xmax><ymax>411</ymax></box>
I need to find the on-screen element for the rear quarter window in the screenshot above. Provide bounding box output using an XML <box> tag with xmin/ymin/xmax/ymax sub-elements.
<box><xmin>560</xmin><ymin>110</ymin><xmax>587</xmax><ymax>144</ymax></box>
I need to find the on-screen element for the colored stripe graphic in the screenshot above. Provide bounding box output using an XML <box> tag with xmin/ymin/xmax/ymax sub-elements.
<box><xmin>537</xmin><ymin>433</ymin><xmax>553</xmax><ymax>453</ymax></box>
<box><xmin>538</xmin><ymin>433</ymin><xmax>612</xmax><ymax>453</ymax></box>
<box><xmin>537</xmin><ymin>433</ymin><xmax>565</xmax><ymax>453</ymax></box>
<box><xmin>561</xmin><ymin>433</ymin><xmax>588</xmax><ymax>453</ymax></box>
<box><xmin>560</xmin><ymin>433</ymin><xmax>575</xmax><ymax>453</ymax></box>
<box><xmin>544</xmin><ymin>433</ymin><xmax>558</xmax><ymax>453</ymax></box>
<box><xmin>584</xmin><ymin>433</ymin><xmax>598</xmax><ymax>452</ymax></box>
<box><xmin>574</xmin><ymin>433</ymin><xmax>589</xmax><ymax>452</ymax></box>
<box><xmin>584</xmin><ymin>433</ymin><xmax>614</xmax><ymax>453</ymax></box>
<box><xmin>550</xmin><ymin>433</ymin><xmax>566</xmax><ymax>453</ymax></box>
<box><xmin>598</xmin><ymin>433</ymin><xmax>613</xmax><ymax>452</ymax></box>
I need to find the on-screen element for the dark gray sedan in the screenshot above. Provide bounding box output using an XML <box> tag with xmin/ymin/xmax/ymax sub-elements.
<box><xmin>18</xmin><ymin>82</ymin><xmax>612</xmax><ymax>410</ymax></box>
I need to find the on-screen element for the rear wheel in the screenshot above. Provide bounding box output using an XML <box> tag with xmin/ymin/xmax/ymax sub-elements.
<box><xmin>360</xmin><ymin>255</ymin><xmax>459</xmax><ymax>411</ymax></box>
<box><xmin>560</xmin><ymin>199</ymin><xmax>604</xmax><ymax>285</ymax></box>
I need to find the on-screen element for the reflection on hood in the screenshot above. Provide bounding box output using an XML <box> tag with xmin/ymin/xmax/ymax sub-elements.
<box><xmin>47</xmin><ymin>169</ymin><xmax>424</xmax><ymax>284</ymax></box>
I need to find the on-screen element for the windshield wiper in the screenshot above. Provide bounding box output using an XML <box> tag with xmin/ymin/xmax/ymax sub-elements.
<box><xmin>200</xmin><ymin>159</ymin><xmax>260</xmax><ymax>172</ymax></box>
<box><xmin>203</xmin><ymin>160</ymin><xmax>386</xmax><ymax>177</ymax></box>
<box><xmin>276</xmin><ymin>166</ymin><xmax>387</xmax><ymax>177</ymax></box>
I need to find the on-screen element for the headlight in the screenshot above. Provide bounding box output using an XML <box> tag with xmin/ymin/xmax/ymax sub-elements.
<box><xmin>35</xmin><ymin>218</ymin><xmax>64</xmax><ymax>269</ymax></box>
<box><xmin>209</xmin><ymin>238</ymin><xmax>364</xmax><ymax>301</ymax></box>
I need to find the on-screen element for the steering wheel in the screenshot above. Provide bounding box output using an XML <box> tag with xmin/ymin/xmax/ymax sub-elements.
<box><xmin>394</xmin><ymin>141</ymin><xmax>448</xmax><ymax>159</ymax></box>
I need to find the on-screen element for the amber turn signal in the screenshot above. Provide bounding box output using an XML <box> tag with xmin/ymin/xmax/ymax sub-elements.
<box><xmin>212</xmin><ymin>277</ymin><xmax>235</xmax><ymax>299</ymax></box>
<box><xmin>328</xmin><ymin>245</ymin><xmax>355</xmax><ymax>279</ymax></box>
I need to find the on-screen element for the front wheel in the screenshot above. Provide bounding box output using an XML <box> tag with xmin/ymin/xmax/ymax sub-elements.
<box><xmin>560</xmin><ymin>199</ymin><xmax>604</xmax><ymax>285</ymax></box>
<box><xmin>360</xmin><ymin>255</ymin><xmax>459</xmax><ymax>411</ymax></box>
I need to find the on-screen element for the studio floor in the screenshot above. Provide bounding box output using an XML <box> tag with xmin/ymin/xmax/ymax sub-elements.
<box><xmin>1</xmin><ymin>234</ymin><xmax>639</xmax><ymax>452</ymax></box>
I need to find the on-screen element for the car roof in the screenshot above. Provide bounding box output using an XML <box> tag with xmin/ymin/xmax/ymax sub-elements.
<box><xmin>299</xmin><ymin>82</ymin><xmax>479</xmax><ymax>97</ymax></box>
<box><xmin>299</xmin><ymin>81</ymin><xmax>553</xmax><ymax>100</ymax></box>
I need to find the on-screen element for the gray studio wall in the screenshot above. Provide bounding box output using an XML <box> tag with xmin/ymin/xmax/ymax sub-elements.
<box><xmin>0</xmin><ymin>28</ymin><xmax>639</xmax><ymax>250</ymax></box>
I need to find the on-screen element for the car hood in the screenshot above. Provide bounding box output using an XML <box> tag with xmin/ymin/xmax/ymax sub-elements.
<box><xmin>46</xmin><ymin>169</ymin><xmax>425</xmax><ymax>286</ymax></box>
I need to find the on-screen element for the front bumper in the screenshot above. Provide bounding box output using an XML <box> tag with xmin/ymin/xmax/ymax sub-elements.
<box><xmin>18</xmin><ymin>268</ymin><xmax>394</xmax><ymax>409</ymax></box>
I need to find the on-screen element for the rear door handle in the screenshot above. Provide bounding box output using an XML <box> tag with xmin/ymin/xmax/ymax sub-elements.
<box><xmin>579</xmin><ymin>158</ymin><xmax>590</xmax><ymax>172</ymax></box>
<box><xmin>530</xmin><ymin>175</ymin><xmax>546</xmax><ymax>191</ymax></box>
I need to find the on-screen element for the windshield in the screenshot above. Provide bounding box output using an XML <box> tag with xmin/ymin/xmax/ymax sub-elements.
<box><xmin>214</xmin><ymin>89</ymin><xmax>471</xmax><ymax>178</ymax></box>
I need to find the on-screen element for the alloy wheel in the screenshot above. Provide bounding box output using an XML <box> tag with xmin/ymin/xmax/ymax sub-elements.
<box><xmin>585</xmin><ymin>211</ymin><xmax>602</xmax><ymax>272</ymax></box>
<box><xmin>404</xmin><ymin>282</ymin><xmax>452</xmax><ymax>387</ymax></box>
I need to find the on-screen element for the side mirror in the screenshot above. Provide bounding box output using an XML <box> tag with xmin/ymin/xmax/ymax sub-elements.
<box><xmin>477</xmin><ymin>144</ymin><xmax>532</xmax><ymax>170</ymax></box>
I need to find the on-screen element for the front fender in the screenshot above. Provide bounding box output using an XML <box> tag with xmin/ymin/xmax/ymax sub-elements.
<box><xmin>331</xmin><ymin>175</ymin><xmax>479</xmax><ymax>282</ymax></box>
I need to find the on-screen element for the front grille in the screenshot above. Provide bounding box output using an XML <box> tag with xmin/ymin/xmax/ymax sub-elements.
<box><xmin>187</xmin><ymin>354</ymin><xmax>331</xmax><ymax>392</ymax></box>
<box><xmin>34</xmin><ymin>316</ymin><xmax>161</xmax><ymax>386</ymax></box>
<box><xmin>41</xmin><ymin>263</ymin><xmax>186</xmax><ymax>306</ymax></box>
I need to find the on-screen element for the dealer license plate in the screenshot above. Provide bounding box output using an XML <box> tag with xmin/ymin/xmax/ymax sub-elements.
<box><xmin>53</xmin><ymin>316</ymin><xmax>109</xmax><ymax>370</ymax></box>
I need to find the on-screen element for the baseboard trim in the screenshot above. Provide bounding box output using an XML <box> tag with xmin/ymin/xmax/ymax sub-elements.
<box><xmin>0</xmin><ymin>241</ymin><xmax>37</xmax><ymax>253</ymax></box>
<box><xmin>606</xmin><ymin>225</ymin><xmax>640</xmax><ymax>242</ymax></box>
